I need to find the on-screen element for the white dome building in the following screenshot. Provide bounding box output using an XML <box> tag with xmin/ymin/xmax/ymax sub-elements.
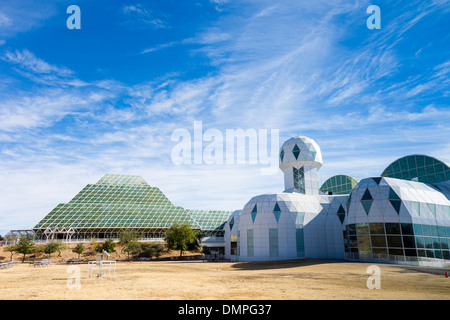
<box><xmin>279</xmin><ymin>136</ymin><xmax>322</xmax><ymax>194</ymax></box>
<box><xmin>224</xmin><ymin>136</ymin><xmax>450</xmax><ymax>266</ymax></box>
<box><xmin>225</xmin><ymin>136</ymin><xmax>345</xmax><ymax>262</ymax></box>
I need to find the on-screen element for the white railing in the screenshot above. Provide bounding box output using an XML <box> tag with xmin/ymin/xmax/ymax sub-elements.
<box><xmin>200</xmin><ymin>237</ymin><xmax>225</xmax><ymax>243</ymax></box>
<box><xmin>345</xmin><ymin>252</ymin><xmax>450</xmax><ymax>268</ymax></box>
<box><xmin>29</xmin><ymin>238</ymin><xmax>165</xmax><ymax>244</ymax></box>
<box><xmin>7</xmin><ymin>237</ymin><xmax>223</xmax><ymax>245</ymax></box>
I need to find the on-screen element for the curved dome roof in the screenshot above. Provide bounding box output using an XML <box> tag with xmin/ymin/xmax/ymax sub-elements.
<box><xmin>320</xmin><ymin>174</ymin><xmax>360</xmax><ymax>195</ymax></box>
<box><xmin>381</xmin><ymin>154</ymin><xmax>450</xmax><ymax>184</ymax></box>
<box><xmin>279</xmin><ymin>136</ymin><xmax>323</xmax><ymax>170</ymax></box>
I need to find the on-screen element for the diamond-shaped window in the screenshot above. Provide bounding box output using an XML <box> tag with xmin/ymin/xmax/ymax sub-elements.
<box><xmin>337</xmin><ymin>204</ymin><xmax>345</xmax><ymax>224</ymax></box>
<box><xmin>360</xmin><ymin>189</ymin><xmax>373</xmax><ymax>215</ymax></box>
<box><xmin>361</xmin><ymin>189</ymin><xmax>373</xmax><ymax>201</ymax></box>
<box><xmin>292</xmin><ymin>144</ymin><xmax>301</xmax><ymax>160</ymax></box>
<box><xmin>251</xmin><ymin>204</ymin><xmax>257</xmax><ymax>223</ymax></box>
<box><xmin>273</xmin><ymin>202</ymin><xmax>281</xmax><ymax>222</ymax></box>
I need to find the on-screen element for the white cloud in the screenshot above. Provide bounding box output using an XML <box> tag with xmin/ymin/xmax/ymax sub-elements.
<box><xmin>122</xmin><ymin>4</ymin><xmax>167</xmax><ymax>29</ymax></box>
<box><xmin>2</xmin><ymin>49</ymin><xmax>73</xmax><ymax>76</ymax></box>
<box><xmin>0</xmin><ymin>2</ymin><xmax>58</xmax><ymax>39</ymax></box>
<box><xmin>1</xmin><ymin>0</ymin><xmax>450</xmax><ymax>235</ymax></box>
<box><xmin>0</xmin><ymin>12</ymin><xmax>11</xmax><ymax>27</ymax></box>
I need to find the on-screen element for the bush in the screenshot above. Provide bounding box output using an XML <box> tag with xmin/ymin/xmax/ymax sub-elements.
<box><xmin>72</xmin><ymin>243</ymin><xmax>84</xmax><ymax>259</ymax></box>
<box><xmin>139</xmin><ymin>243</ymin><xmax>165</xmax><ymax>259</ymax></box>
<box><xmin>95</xmin><ymin>239</ymin><xmax>116</xmax><ymax>254</ymax></box>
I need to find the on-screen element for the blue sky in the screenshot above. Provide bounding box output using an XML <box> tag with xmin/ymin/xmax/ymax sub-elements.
<box><xmin>0</xmin><ymin>0</ymin><xmax>449</xmax><ymax>235</ymax></box>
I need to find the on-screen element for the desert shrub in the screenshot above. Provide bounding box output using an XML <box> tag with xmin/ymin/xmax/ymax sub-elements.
<box><xmin>139</xmin><ymin>243</ymin><xmax>165</xmax><ymax>259</ymax></box>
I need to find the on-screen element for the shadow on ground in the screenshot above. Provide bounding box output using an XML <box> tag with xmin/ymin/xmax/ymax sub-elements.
<box><xmin>230</xmin><ymin>259</ymin><xmax>348</xmax><ymax>271</ymax></box>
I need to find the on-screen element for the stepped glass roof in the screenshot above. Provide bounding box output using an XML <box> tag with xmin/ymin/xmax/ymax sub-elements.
<box><xmin>33</xmin><ymin>174</ymin><xmax>232</xmax><ymax>236</ymax></box>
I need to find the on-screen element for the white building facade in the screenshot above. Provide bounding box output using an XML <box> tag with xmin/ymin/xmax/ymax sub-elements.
<box><xmin>224</xmin><ymin>136</ymin><xmax>450</xmax><ymax>265</ymax></box>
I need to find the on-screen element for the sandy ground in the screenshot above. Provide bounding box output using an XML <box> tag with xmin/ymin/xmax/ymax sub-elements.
<box><xmin>0</xmin><ymin>259</ymin><xmax>449</xmax><ymax>300</ymax></box>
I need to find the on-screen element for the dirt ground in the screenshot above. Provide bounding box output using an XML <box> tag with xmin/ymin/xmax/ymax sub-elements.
<box><xmin>0</xmin><ymin>257</ymin><xmax>449</xmax><ymax>300</ymax></box>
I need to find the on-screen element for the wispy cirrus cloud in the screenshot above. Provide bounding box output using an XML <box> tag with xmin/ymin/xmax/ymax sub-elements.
<box><xmin>2</xmin><ymin>49</ymin><xmax>73</xmax><ymax>77</ymax></box>
<box><xmin>141</xmin><ymin>41</ymin><xmax>176</xmax><ymax>54</ymax></box>
<box><xmin>121</xmin><ymin>4</ymin><xmax>168</xmax><ymax>29</ymax></box>
<box><xmin>0</xmin><ymin>12</ymin><xmax>12</xmax><ymax>27</ymax></box>
<box><xmin>0</xmin><ymin>1</ymin><xmax>58</xmax><ymax>40</ymax></box>
<box><xmin>1</xmin><ymin>0</ymin><xmax>449</xmax><ymax>235</ymax></box>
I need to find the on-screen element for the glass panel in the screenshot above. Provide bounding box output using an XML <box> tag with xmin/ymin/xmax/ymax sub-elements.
<box><xmin>413</xmin><ymin>224</ymin><xmax>422</xmax><ymax>235</ymax></box>
<box><xmin>404</xmin><ymin>249</ymin><xmax>417</xmax><ymax>257</ymax></box>
<box><xmin>361</xmin><ymin>189</ymin><xmax>373</xmax><ymax>201</ymax></box>
<box><xmin>296</xmin><ymin>229</ymin><xmax>304</xmax><ymax>247</ymax></box>
<box><xmin>432</xmin><ymin>237</ymin><xmax>440</xmax><ymax>249</ymax></box>
<box><xmin>421</xmin><ymin>225</ymin><xmax>431</xmax><ymax>236</ymax></box>
<box><xmin>358</xmin><ymin>235</ymin><xmax>371</xmax><ymax>247</ymax></box>
<box><xmin>424</xmin><ymin>237</ymin><xmax>433</xmax><ymax>249</ymax></box>
<box><xmin>369</xmin><ymin>223</ymin><xmax>385</xmax><ymax>235</ymax></box>
<box><xmin>434</xmin><ymin>250</ymin><xmax>442</xmax><ymax>259</ymax></box>
<box><xmin>356</xmin><ymin>223</ymin><xmax>369</xmax><ymax>235</ymax></box>
<box><xmin>429</xmin><ymin>225</ymin><xmax>438</xmax><ymax>237</ymax></box>
<box><xmin>347</xmin><ymin>224</ymin><xmax>356</xmax><ymax>235</ymax></box>
<box><xmin>388</xmin><ymin>248</ymin><xmax>404</xmax><ymax>256</ymax></box>
<box><xmin>385</xmin><ymin>223</ymin><xmax>401</xmax><ymax>235</ymax></box>
<box><xmin>296</xmin><ymin>229</ymin><xmax>304</xmax><ymax>258</ymax></box>
<box><xmin>437</xmin><ymin>226</ymin><xmax>447</xmax><ymax>238</ymax></box>
<box><xmin>415</xmin><ymin>236</ymin><xmax>425</xmax><ymax>248</ymax></box>
<box><xmin>269</xmin><ymin>229</ymin><xmax>278</xmax><ymax>257</ymax></box>
<box><xmin>400</xmin><ymin>223</ymin><xmax>414</xmax><ymax>235</ymax></box>
<box><xmin>247</xmin><ymin>229</ymin><xmax>254</xmax><ymax>257</ymax></box>
<box><xmin>387</xmin><ymin>236</ymin><xmax>403</xmax><ymax>248</ymax></box>
<box><xmin>441</xmin><ymin>238</ymin><xmax>449</xmax><ymax>250</ymax></box>
<box><xmin>443</xmin><ymin>251</ymin><xmax>450</xmax><ymax>260</ymax></box>
<box><xmin>402</xmin><ymin>236</ymin><xmax>416</xmax><ymax>248</ymax></box>
<box><xmin>371</xmin><ymin>235</ymin><xmax>386</xmax><ymax>247</ymax></box>
<box><xmin>372</xmin><ymin>248</ymin><xmax>387</xmax><ymax>254</ymax></box>
<box><xmin>417</xmin><ymin>249</ymin><xmax>426</xmax><ymax>257</ymax></box>
<box><xmin>349</xmin><ymin>235</ymin><xmax>358</xmax><ymax>247</ymax></box>
<box><xmin>361</xmin><ymin>201</ymin><xmax>372</xmax><ymax>215</ymax></box>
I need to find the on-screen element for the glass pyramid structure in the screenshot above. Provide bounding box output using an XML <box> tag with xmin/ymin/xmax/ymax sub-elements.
<box><xmin>32</xmin><ymin>174</ymin><xmax>232</xmax><ymax>241</ymax></box>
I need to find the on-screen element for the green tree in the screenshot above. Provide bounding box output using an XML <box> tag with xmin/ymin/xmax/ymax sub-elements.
<box><xmin>15</xmin><ymin>236</ymin><xmax>35</xmax><ymax>263</ymax></box>
<box><xmin>43</xmin><ymin>242</ymin><xmax>60</xmax><ymax>259</ymax></box>
<box><xmin>164</xmin><ymin>223</ymin><xmax>199</xmax><ymax>258</ymax></box>
<box><xmin>96</xmin><ymin>239</ymin><xmax>116</xmax><ymax>255</ymax></box>
<box><xmin>72</xmin><ymin>243</ymin><xmax>84</xmax><ymax>259</ymax></box>
<box><xmin>55</xmin><ymin>241</ymin><xmax>68</xmax><ymax>257</ymax></box>
<box><xmin>119</xmin><ymin>230</ymin><xmax>142</xmax><ymax>260</ymax></box>
<box><xmin>43</xmin><ymin>241</ymin><xmax>67</xmax><ymax>259</ymax></box>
